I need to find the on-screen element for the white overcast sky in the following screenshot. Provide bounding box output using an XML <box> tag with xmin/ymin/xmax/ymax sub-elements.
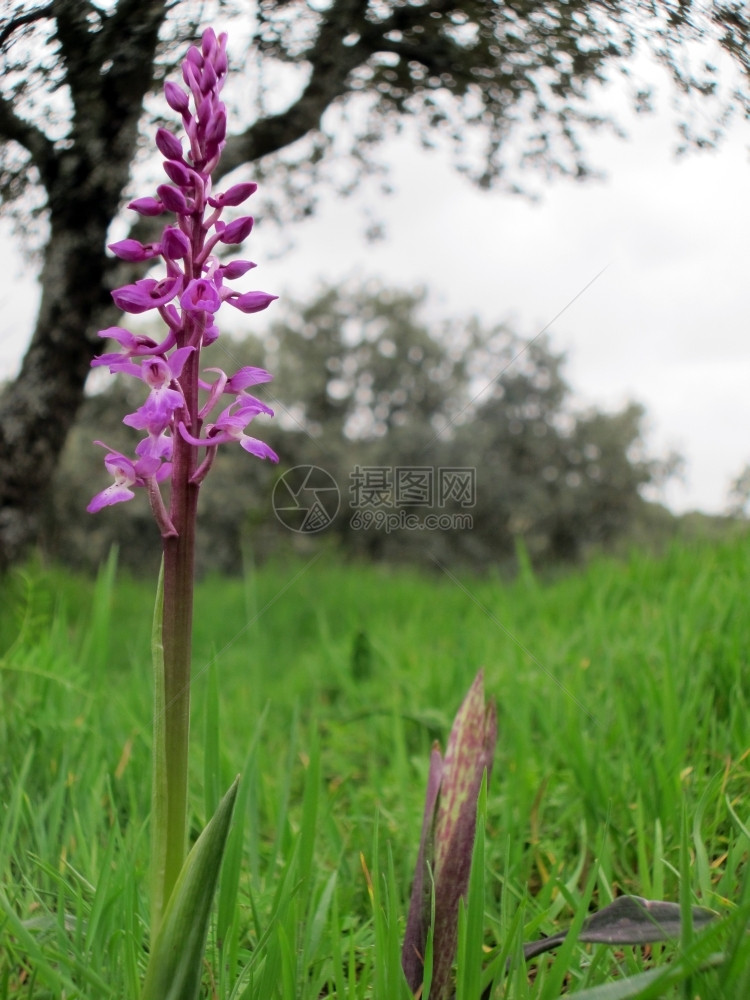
<box><xmin>256</xmin><ymin>94</ymin><xmax>750</xmax><ymax>516</ymax></box>
<box><xmin>1</xmin><ymin>51</ymin><xmax>748</xmax><ymax>515</ymax></box>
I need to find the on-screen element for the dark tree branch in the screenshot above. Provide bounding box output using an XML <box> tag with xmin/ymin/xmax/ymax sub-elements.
<box><xmin>0</xmin><ymin>4</ymin><xmax>53</xmax><ymax>49</ymax></box>
<box><xmin>0</xmin><ymin>91</ymin><xmax>55</xmax><ymax>169</ymax></box>
<box><xmin>217</xmin><ymin>0</ymin><xmax>372</xmax><ymax>176</ymax></box>
<box><xmin>52</xmin><ymin>0</ymin><xmax>98</xmax><ymax>83</ymax></box>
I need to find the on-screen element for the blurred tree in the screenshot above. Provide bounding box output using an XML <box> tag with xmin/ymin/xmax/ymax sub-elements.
<box><xmin>726</xmin><ymin>463</ymin><xmax>750</xmax><ymax>517</ymax></box>
<box><xmin>2</xmin><ymin>0</ymin><xmax>746</xmax><ymax>566</ymax></box>
<box><xmin>267</xmin><ymin>282</ymin><xmax>469</xmax><ymax>441</ymax></box>
<box><xmin>48</xmin><ymin>282</ymin><xmax>678</xmax><ymax>572</ymax></box>
<box><xmin>444</xmin><ymin>337</ymin><xmax>678</xmax><ymax>565</ymax></box>
<box><xmin>263</xmin><ymin>282</ymin><xmax>473</xmax><ymax>561</ymax></box>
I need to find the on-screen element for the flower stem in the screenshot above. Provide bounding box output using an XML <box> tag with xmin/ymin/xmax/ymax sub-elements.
<box><xmin>90</xmin><ymin>27</ymin><xmax>278</xmax><ymax>936</ymax></box>
<box><xmin>153</xmin><ymin>421</ymin><xmax>199</xmax><ymax>927</ymax></box>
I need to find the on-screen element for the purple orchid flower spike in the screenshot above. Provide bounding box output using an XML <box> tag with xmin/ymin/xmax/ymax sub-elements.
<box><xmin>88</xmin><ymin>26</ymin><xmax>278</xmax><ymax>522</ymax></box>
<box><xmin>402</xmin><ymin>670</ymin><xmax>498</xmax><ymax>1000</ymax></box>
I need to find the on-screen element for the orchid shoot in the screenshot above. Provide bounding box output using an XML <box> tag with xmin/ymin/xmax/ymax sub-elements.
<box><xmin>87</xmin><ymin>26</ymin><xmax>278</xmax><ymax>977</ymax></box>
<box><xmin>402</xmin><ymin>669</ymin><xmax>498</xmax><ymax>1000</ymax></box>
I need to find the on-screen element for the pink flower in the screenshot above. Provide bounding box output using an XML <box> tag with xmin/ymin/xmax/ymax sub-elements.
<box><xmin>86</xmin><ymin>445</ymin><xmax>164</xmax><ymax>511</ymax></box>
<box><xmin>122</xmin><ymin>349</ymin><xmax>193</xmax><ymax>434</ymax></box>
<box><xmin>181</xmin><ymin>278</ymin><xmax>221</xmax><ymax>313</ymax></box>
<box><xmin>178</xmin><ymin>398</ymin><xmax>278</xmax><ymax>462</ymax></box>
<box><xmin>112</xmin><ymin>276</ymin><xmax>182</xmax><ymax>314</ymax></box>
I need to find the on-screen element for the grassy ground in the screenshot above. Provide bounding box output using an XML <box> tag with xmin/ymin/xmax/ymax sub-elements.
<box><xmin>1</xmin><ymin>536</ymin><xmax>749</xmax><ymax>997</ymax></box>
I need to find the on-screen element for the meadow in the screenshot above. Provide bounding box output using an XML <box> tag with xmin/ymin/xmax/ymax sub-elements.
<box><xmin>1</xmin><ymin>535</ymin><xmax>749</xmax><ymax>998</ymax></box>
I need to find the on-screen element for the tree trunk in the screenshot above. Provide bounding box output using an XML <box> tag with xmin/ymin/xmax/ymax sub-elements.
<box><xmin>0</xmin><ymin>0</ymin><xmax>171</xmax><ymax>569</ymax></box>
<box><xmin>0</xmin><ymin>216</ymin><xmax>120</xmax><ymax>569</ymax></box>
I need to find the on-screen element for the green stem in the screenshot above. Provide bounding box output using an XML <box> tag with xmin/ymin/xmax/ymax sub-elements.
<box><xmin>160</xmin><ymin>471</ymin><xmax>199</xmax><ymax>909</ymax></box>
<box><xmin>151</xmin><ymin>343</ymin><xmax>201</xmax><ymax>931</ymax></box>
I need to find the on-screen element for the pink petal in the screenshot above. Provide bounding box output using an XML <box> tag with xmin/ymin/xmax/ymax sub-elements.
<box><xmin>239</xmin><ymin>436</ymin><xmax>279</xmax><ymax>462</ymax></box>
<box><xmin>87</xmin><ymin>484</ymin><xmax>135</xmax><ymax>512</ymax></box>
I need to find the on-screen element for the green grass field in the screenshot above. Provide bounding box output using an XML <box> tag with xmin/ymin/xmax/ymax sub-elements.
<box><xmin>1</xmin><ymin>536</ymin><xmax>749</xmax><ymax>997</ymax></box>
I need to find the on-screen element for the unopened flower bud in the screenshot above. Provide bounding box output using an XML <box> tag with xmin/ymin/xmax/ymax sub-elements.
<box><xmin>226</xmin><ymin>291</ymin><xmax>277</xmax><ymax>314</ymax></box>
<box><xmin>209</xmin><ymin>182</ymin><xmax>257</xmax><ymax>208</ymax></box>
<box><xmin>162</xmin><ymin>227</ymin><xmax>191</xmax><ymax>260</ymax></box>
<box><xmin>163</xmin><ymin>160</ymin><xmax>192</xmax><ymax>187</ymax></box>
<box><xmin>219</xmin><ymin>216</ymin><xmax>254</xmax><ymax>244</ymax></box>
<box><xmin>156</xmin><ymin>184</ymin><xmax>189</xmax><ymax>214</ymax></box>
<box><xmin>155</xmin><ymin>128</ymin><xmax>184</xmax><ymax>161</ymax></box>
<box><xmin>109</xmin><ymin>239</ymin><xmax>160</xmax><ymax>262</ymax></box>
<box><xmin>128</xmin><ymin>196</ymin><xmax>164</xmax><ymax>217</ymax></box>
<box><xmin>164</xmin><ymin>80</ymin><xmax>190</xmax><ymax>114</ymax></box>
<box><xmin>220</xmin><ymin>260</ymin><xmax>256</xmax><ymax>279</ymax></box>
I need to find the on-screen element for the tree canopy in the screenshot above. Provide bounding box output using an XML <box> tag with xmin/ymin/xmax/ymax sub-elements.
<box><xmin>1</xmin><ymin>0</ymin><xmax>748</xmax><ymax>567</ymax></box>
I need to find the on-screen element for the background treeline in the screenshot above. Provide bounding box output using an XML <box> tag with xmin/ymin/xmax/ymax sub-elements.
<box><xmin>41</xmin><ymin>281</ymin><xmax>731</xmax><ymax>576</ymax></box>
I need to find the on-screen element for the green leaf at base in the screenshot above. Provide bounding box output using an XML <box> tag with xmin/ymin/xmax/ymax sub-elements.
<box><xmin>142</xmin><ymin>776</ymin><xmax>239</xmax><ymax>1000</ymax></box>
